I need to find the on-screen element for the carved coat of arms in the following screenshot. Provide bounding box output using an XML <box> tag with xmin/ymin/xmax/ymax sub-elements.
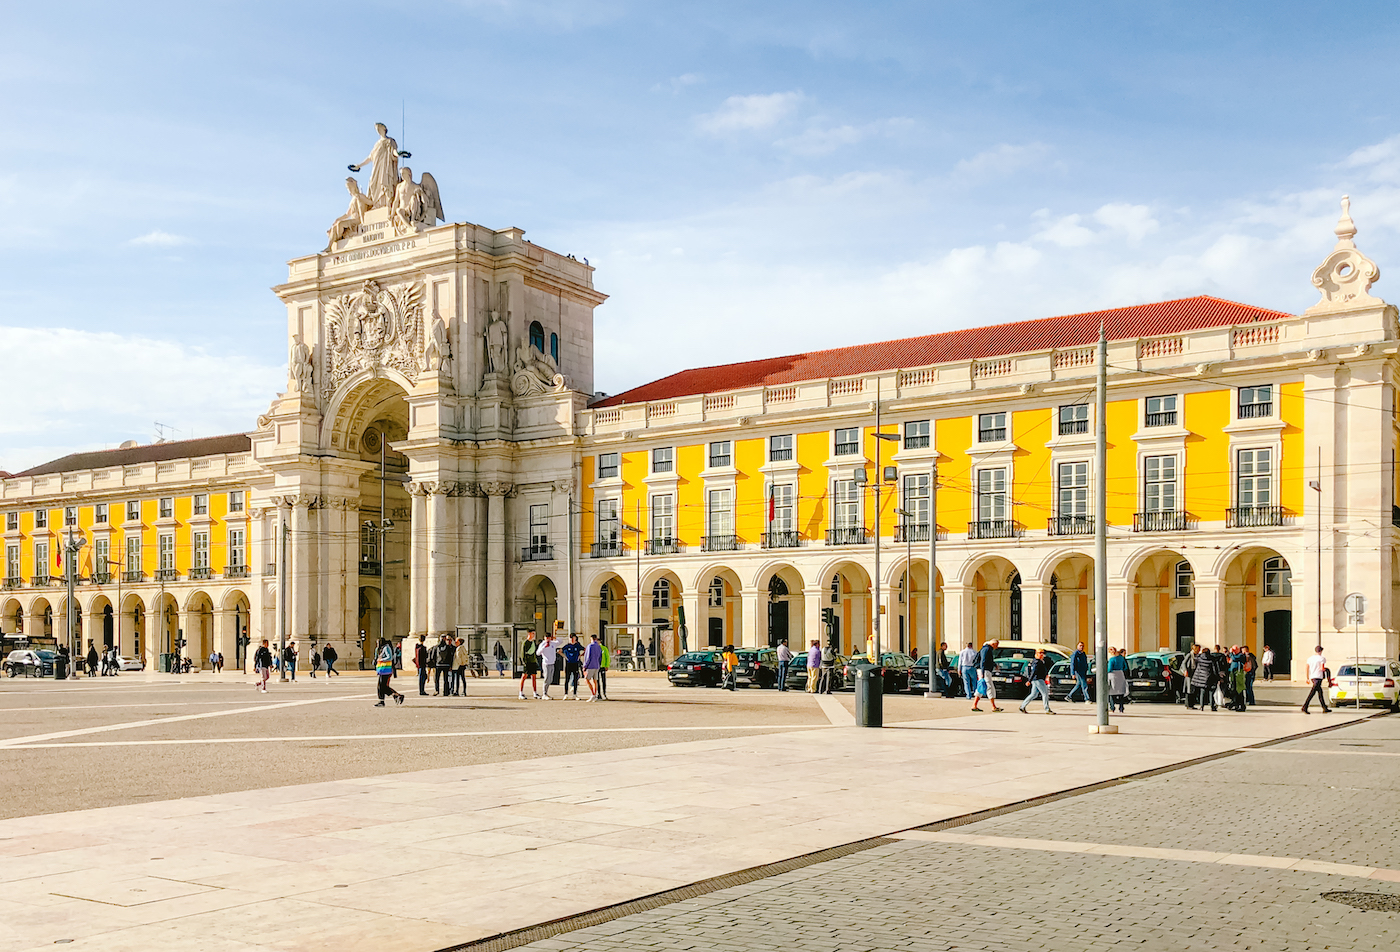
<box><xmin>322</xmin><ymin>279</ymin><xmax>425</xmax><ymax>399</ymax></box>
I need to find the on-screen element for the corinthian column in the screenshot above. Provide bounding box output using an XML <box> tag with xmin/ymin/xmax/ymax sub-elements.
<box><xmin>408</xmin><ymin>482</ymin><xmax>429</xmax><ymax>639</ymax></box>
<box><xmin>481</xmin><ymin>481</ymin><xmax>516</xmax><ymax>627</ymax></box>
<box><xmin>426</xmin><ymin>483</ymin><xmax>452</xmax><ymax>639</ymax></box>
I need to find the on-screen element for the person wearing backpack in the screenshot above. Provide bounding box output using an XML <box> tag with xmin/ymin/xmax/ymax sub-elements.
<box><xmin>253</xmin><ymin>639</ymin><xmax>274</xmax><ymax>693</ymax></box>
<box><xmin>321</xmin><ymin>642</ymin><xmax>338</xmax><ymax>676</ymax></box>
<box><xmin>282</xmin><ymin>641</ymin><xmax>298</xmax><ymax>681</ymax></box>
<box><xmin>373</xmin><ymin>637</ymin><xmax>404</xmax><ymax>707</ymax></box>
<box><xmin>518</xmin><ymin>630</ymin><xmax>541</xmax><ymax>699</ymax></box>
<box><xmin>413</xmin><ymin>634</ymin><xmax>430</xmax><ymax>695</ymax></box>
<box><xmin>310</xmin><ymin>647</ymin><xmax>321</xmax><ymax>678</ymax></box>
<box><xmin>434</xmin><ymin>634</ymin><xmax>455</xmax><ymax>696</ymax></box>
<box><xmin>819</xmin><ymin>643</ymin><xmax>837</xmax><ymax>694</ymax></box>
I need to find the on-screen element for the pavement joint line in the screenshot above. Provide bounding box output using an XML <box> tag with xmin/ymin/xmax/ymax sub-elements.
<box><xmin>1</xmin><ymin>723</ymin><xmax>825</xmax><ymax>749</ymax></box>
<box><xmin>430</xmin><ymin>710</ymin><xmax>1391</xmax><ymax>952</ymax></box>
<box><xmin>886</xmin><ymin>830</ymin><xmax>1399</xmax><ymax>880</ymax></box>
<box><xmin>1242</xmin><ymin>746</ymin><xmax>1400</xmax><ymax>756</ymax></box>
<box><xmin>815</xmin><ymin>694</ymin><xmax>854</xmax><ymax>726</ymax></box>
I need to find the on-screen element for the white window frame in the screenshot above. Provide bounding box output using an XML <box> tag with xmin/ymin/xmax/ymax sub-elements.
<box><xmin>193</xmin><ymin>531</ymin><xmax>210</xmax><ymax>569</ymax></box>
<box><xmin>528</xmin><ymin>504</ymin><xmax>550</xmax><ymax>553</ymax></box>
<box><xmin>193</xmin><ymin>494</ymin><xmax>208</xmax><ymax>516</ymax></box>
<box><xmin>597</xmin><ymin>452</ymin><xmax>620</xmax><ymax>480</ymax></box>
<box><xmin>1236</xmin><ymin>447</ymin><xmax>1273</xmax><ymax>508</ymax></box>
<box><xmin>769</xmin><ymin>434</ymin><xmax>794</xmax><ymax>462</ymax></box>
<box><xmin>1239</xmin><ymin>384</ymin><xmax>1274</xmax><ymax>419</ymax></box>
<box><xmin>977</xmin><ymin>467</ymin><xmax>1008</xmax><ymax>521</ymax></box>
<box><xmin>125</xmin><ymin>534</ymin><xmax>142</xmax><ymax>575</ymax></box>
<box><xmin>597</xmin><ymin>498</ymin><xmax>620</xmax><ymax>547</ymax></box>
<box><xmin>652</xmin><ymin>578</ymin><xmax>671</xmax><ymax>609</ymax></box>
<box><xmin>5</xmin><ymin>544</ymin><xmax>19</xmax><ymax>580</ymax></box>
<box><xmin>1057</xmin><ymin>403</ymin><xmax>1089</xmax><ymax>435</ymax></box>
<box><xmin>34</xmin><ymin>509</ymin><xmax>47</xmax><ymax>528</ymax></box>
<box><xmin>903</xmin><ymin>420</ymin><xmax>930</xmax><ymax>449</ymax></box>
<box><xmin>126</xmin><ymin>500</ymin><xmax>140</xmax><ymax>522</ymax></box>
<box><xmin>1263</xmin><ymin>556</ymin><xmax>1292</xmax><ymax>597</ymax></box>
<box><xmin>650</xmin><ymin>494</ymin><xmax>674</xmax><ymax>541</ymax></box>
<box><xmin>94</xmin><ymin>538</ymin><xmax>109</xmax><ymax>576</ymax></box>
<box><xmin>34</xmin><ymin>542</ymin><xmax>49</xmax><ymax>578</ymax></box>
<box><xmin>832</xmin><ymin>479</ymin><xmax>862</xmax><ymax>530</ymax></box>
<box><xmin>978</xmin><ymin>412</ymin><xmax>1007</xmax><ymax>443</ymax></box>
<box><xmin>1143</xmin><ymin>455</ymin><xmax>1178</xmax><ymax>513</ymax></box>
<box><xmin>707</xmin><ymin>488</ymin><xmax>734</xmax><ymax>538</ymax></box>
<box><xmin>158</xmin><ymin>533</ymin><xmax>175</xmax><ymax>572</ymax></box>
<box><xmin>708</xmin><ymin>441</ymin><xmax>732</xmax><ymax>468</ymax></box>
<box><xmin>94</xmin><ymin>503</ymin><xmax>107</xmax><ymax>524</ymax></box>
<box><xmin>833</xmin><ymin>427</ymin><xmax>860</xmax><ymax>457</ymax></box>
<box><xmin>902</xmin><ymin>473</ymin><xmax>931</xmax><ymax>527</ymax></box>
<box><xmin>769</xmin><ymin>482</ymin><xmax>795</xmax><ymax>532</ymax></box>
<box><xmin>158</xmin><ymin>497</ymin><xmax>173</xmax><ymax>519</ymax></box>
<box><xmin>228</xmin><ymin>491</ymin><xmax>245</xmax><ymax>512</ymax></box>
<box><xmin>1057</xmin><ymin>461</ymin><xmax>1090</xmax><ymax>518</ymax></box>
<box><xmin>4</xmin><ymin>512</ymin><xmax>16</xmax><ymax>531</ymax></box>
<box><xmin>1145</xmin><ymin>394</ymin><xmax>1178</xmax><ymax>427</ymax></box>
<box><xmin>651</xmin><ymin>447</ymin><xmax>673</xmax><ymax>474</ymax></box>
<box><xmin>64</xmin><ymin>506</ymin><xmax>77</xmax><ymax>527</ymax></box>
<box><xmin>228</xmin><ymin>528</ymin><xmax>246</xmax><ymax>568</ymax></box>
<box><xmin>1175</xmin><ymin>560</ymin><xmax>1193</xmax><ymax>598</ymax></box>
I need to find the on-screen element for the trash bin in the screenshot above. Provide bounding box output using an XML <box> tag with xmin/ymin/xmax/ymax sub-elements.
<box><xmin>855</xmin><ymin>664</ymin><xmax>883</xmax><ymax>728</ymax></box>
<box><xmin>54</xmin><ymin>657</ymin><xmax>68</xmax><ymax>680</ymax></box>
<box><xmin>159</xmin><ymin>652</ymin><xmax>172</xmax><ymax>673</ymax></box>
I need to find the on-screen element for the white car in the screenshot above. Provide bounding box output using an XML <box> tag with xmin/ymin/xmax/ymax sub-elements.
<box><xmin>1330</xmin><ymin>659</ymin><xmax>1400</xmax><ymax>710</ymax></box>
<box><xmin>117</xmin><ymin>655</ymin><xmax>145</xmax><ymax>671</ymax></box>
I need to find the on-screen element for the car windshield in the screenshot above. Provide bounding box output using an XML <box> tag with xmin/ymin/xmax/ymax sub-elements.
<box><xmin>676</xmin><ymin>653</ymin><xmax>715</xmax><ymax>664</ymax></box>
<box><xmin>1050</xmin><ymin>659</ymin><xmax>1094</xmax><ymax>675</ymax></box>
<box><xmin>37</xmin><ymin>650</ymin><xmax>55</xmax><ymax>660</ymax></box>
<box><xmin>1127</xmin><ymin>656</ymin><xmax>1165</xmax><ymax>677</ymax></box>
<box><xmin>995</xmin><ymin>658</ymin><xmax>1035</xmax><ymax>673</ymax></box>
<box><xmin>1338</xmin><ymin>664</ymin><xmax>1386</xmax><ymax>678</ymax></box>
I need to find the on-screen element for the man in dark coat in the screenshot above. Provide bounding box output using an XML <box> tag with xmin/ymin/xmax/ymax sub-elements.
<box><xmin>1190</xmin><ymin>645</ymin><xmax>1218</xmax><ymax>711</ymax></box>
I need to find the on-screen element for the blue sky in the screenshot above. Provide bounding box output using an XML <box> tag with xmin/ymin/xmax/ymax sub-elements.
<box><xmin>6</xmin><ymin>0</ymin><xmax>1400</xmax><ymax>471</ymax></box>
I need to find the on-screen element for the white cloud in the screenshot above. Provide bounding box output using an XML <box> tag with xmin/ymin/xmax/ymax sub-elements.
<box><xmin>128</xmin><ymin>230</ymin><xmax>191</xmax><ymax>247</ymax></box>
<box><xmin>1093</xmin><ymin>203</ymin><xmax>1159</xmax><ymax>243</ymax></box>
<box><xmin>0</xmin><ymin>326</ymin><xmax>281</xmax><ymax>473</ymax></box>
<box><xmin>654</xmin><ymin>72</ymin><xmax>704</xmax><ymax>94</ymax></box>
<box><xmin>698</xmin><ymin>91</ymin><xmax>803</xmax><ymax>134</ymax></box>
<box><xmin>953</xmin><ymin>142</ymin><xmax>1052</xmax><ymax>180</ymax></box>
<box><xmin>1033</xmin><ymin>212</ymin><xmax>1097</xmax><ymax>247</ymax></box>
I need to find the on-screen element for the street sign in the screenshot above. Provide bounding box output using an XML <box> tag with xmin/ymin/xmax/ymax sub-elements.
<box><xmin>1344</xmin><ymin>592</ymin><xmax>1366</xmax><ymax>625</ymax></box>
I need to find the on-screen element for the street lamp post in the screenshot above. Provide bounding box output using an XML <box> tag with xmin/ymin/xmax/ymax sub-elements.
<box><xmin>63</xmin><ymin>526</ymin><xmax>87</xmax><ymax>675</ymax></box>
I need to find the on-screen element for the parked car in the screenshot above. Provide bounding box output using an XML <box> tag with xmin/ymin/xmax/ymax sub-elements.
<box><xmin>909</xmin><ymin>652</ymin><xmax>962</xmax><ymax>695</ymax></box>
<box><xmin>1123</xmin><ymin>652</ymin><xmax>1180</xmax><ymax>703</ymax></box>
<box><xmin>1330</xmin><ymin>659</ymin><xmax>1400</xmax><ymax>710</ymax></box>
<box><xmin>1048</xmin><ymin>657</ymin><xmax>1096</xmax><ymax>701</ymax></box>
<box><xmin>117</xmin><ymin>655</ymin><xmax>145</xmax><ymax>672</ymax></box>
<box><xmin>666</xmin><ymin>650</ymin><xmax>724</xmax><ymax>687</ymax></box>
<box><xmin>4</xmin><ymin>648</ymin><xmax>56</xmax><ymax>677</ymax></box>
<box><xmin>986</xmin><ymin>657</ymin><xmax>1035</xmax><ymax>700</ymax></box>
<box><xmin>991</xmin><ymin>641</ymin><xmax>1073</xmax><ymax>664</ymax></box>
<box><xmin>841</xmin><ymin>652</ymin><xmax>916</xmax><ymax>692</ymax></box>
<box><xmin>733</xmin><ymin>648</ymin><xmax>779</xmax><ymax>688</ymax></box>
<box><xmin>783</xmin><ymin>652</ymin><xmax>850</xmax><ymax>691</ymax></box>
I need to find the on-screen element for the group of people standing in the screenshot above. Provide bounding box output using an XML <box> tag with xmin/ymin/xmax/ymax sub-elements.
<box><xmin>515</xmin><ymin>627</ymin><xmax>611</xmax><ymax>701</ymax></box>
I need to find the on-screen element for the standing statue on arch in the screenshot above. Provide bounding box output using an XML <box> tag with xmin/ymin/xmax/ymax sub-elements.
<box><xmin>347</xmin><ymin>122</ymin><xmax>401</xmax><ymax>208</ymax></box>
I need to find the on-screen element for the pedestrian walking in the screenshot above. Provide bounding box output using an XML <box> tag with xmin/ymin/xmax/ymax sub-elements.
<box><xmin>413</xmin><ymin>635</ymin><xmax>429</xmax><ymax>695</ymax></box>
<box><xmin>1106</xmin><ymin>647</ymin><xmax>1129</xmax><ymax>713</ymax></box>
<box><xmin>86</xmin><ymin>641</ymin><xmax>99</xmax><ymax>677</ymax></box>
<box><xmin>1244</xmin><ymin>648</ymin><xmax>1257</xmax><ymax>705</ymax></box>
<box><xmin>934</xmin><ymin>642</ymin><xmax>953</xmax><ymax>696</ymax></box>
<box><xmin>1066</xmin><ymin>642</ymin><xmax>1091</xmax><ymax>703</ymax></box>
<box><xmin>433</xmin><ymin>634</ymin><xmax>454</xmax><ymax>696</ymax></box>
<box><xmin>635</xmin><ymin>637</ymin><xmax>647</xmax><ymax>672</ymax></box>
<box><xmin>970</xmin><ymin>639</ymin><xmax>1002</xmax><ymax>712</ymax></box>
<box><xmin>494</xmin><ymin>639</ymin><xmax>508</xmax><ymax>677</ymax></box>
<box><xmin>282</xmin><ymin>641</ymin><xmax>297</xmax><ymax>681</ymax></box>
<box><xmin>599</xmin><ymin>639</ymin><xmax>611</xmax><ymax>699</ymax></box>
<box><xmin>518</xmin><ymin>629</ymin><xmax>542</xmax><ymax>699</ymax></box>
<box><xmin>322</xmin><ymin>642</ymin><xmax>338</xmax><ymax>676</ymax></box>
<box><xmin>1019</xmin><ymin>649</ymin><xmax>1056</xmax><ymax>714</ymax></box>
<box><xmin>1260</xmin><ymin>644</ymin><xmax>1275</xmax><ymax>681</ymax></box>
<box><xmin>776</xmin><ymin>638</ymin><xmax>792</xmax><ymax>691</ymax></box>
<box><xmin>721</xmin><ymin>644</ymin><xmax>738</xmax><ymax>691</ymax></box>
<box><xmin>1302</xmin><ymin>646</ymin><xmax>1330</xmax><ymax>714</ymax></box>
<box><xmin>1190</xmin><ymin>644</ymin><xmax>1218</xmax><ymax>710</ymax></box>
<box><xmin>394</xmin><ymin>640</ymin><xmax>403</xmax><ymax>675</ymax></box>
<box><xmin>561</xmin><ymin>634</ymin><xmax>584</xmax><ymax>698</ymax></box>
<box><xmin>310</xmin><ymin>647</ymin><xmax>321</xmax><ymax>677</ymax></box>
<box><xmin>453</xmin><ymin>636</ymin><xmax>469</xmax><ymax>695</ymax></box>
<box><xmin>584</xmin><ymin>633</ymin><xmax>603</xmax><ymax>701</ymax></box>
<box><xmin>253</xmin><ymin>639</ymin><xmax>273</xmax><ymax>693</ymax></box>
<box><xmin>648</xmin><ymin>636</ymin><xmax>657</xmax><ymax>670</ymax></box>
<box><xmin>208</xmin><ymin>649</ymin><xmax>219</xmax><ymax>674</ymax></box>
<box><xmin>958</xmin><ymin>642</ymin><xmax>977</xmax><ymax>699</ymax></box>
<box><xmin>537</xmin><ymin>630</ymin><xmax>559</xmax><ymax>699</ymax></box>
<box><xmin>805</xmin><ymin>640</ymin><xmax>822</xmax><ymax>693</ymax></box>
<box><xmin>373</xmin><ymin>637</ymin><xmax>404</xmax><ymax>707</ymax></box>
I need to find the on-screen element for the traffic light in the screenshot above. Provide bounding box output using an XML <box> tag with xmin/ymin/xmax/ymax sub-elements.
<box><xmin>821</xmin><ymin>607</ymin><xmax>835</xmax><ymax>629</ymax></box>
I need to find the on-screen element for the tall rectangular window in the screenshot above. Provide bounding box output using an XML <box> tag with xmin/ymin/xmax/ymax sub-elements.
<box><xmin>903</xmin><ymin>420</ymin><xmax>930</xmax><ymax>449</ymax></box>
<box><xmin>193</xmin><ymin>494</ymin><xmax>208</xmax><ymax>516</ymax></box>
<box><xmin>193</xmin><ymin>531</ymin><xmax>210</xmax><ymax>569</ymax></box>
<box><xmin>64</xmin><ymin>506</ymin><xmax>77</xmax><ymax>527</ymax></box>
<box><xmin>95</xmin><ymin>538</ymin><xmax>109</xmax><ymax>577</ymax></box>
<box><xmin>833</xmin><ymin>428</ymin><xmax>860</xmax><ymax>456</ymax></box>
<box><xmin>1143</xmin><ymin>455</ymin><xmax>1178</xmax><ymax>512</ymax></box>
<box><xmin>6</xmin><ymin>544</ymin><xmax>19</xmax><ymax>580</ymax></box>
<box><xmin>707</xmin><ymin>489</ymin><xmax>734</xmax><ymax>537</ymax></box>
<box><xmin>1237</xmin><ymin>448</ymin><xmax>1273</xmax><ymax>507</ymax></box>
<box><xmin>1239</xmin><ymin>385</ymin><xmax>1273</xmax><ymax>419</ymax></box>
<box><xmin>360</xmin><ymin>526</ymin><xmax>379</xmax><ymax>566</ymax></box>
<box><xmin>597</xmin><ymin>452</ymin><xmax>619</xmax><ymax>479</ymax></box>
<box><xmin>34</xmin><ymin>509</ymin><xmax>47</xmax><ymax>528</ymax></box>
<box><xmin>126</xmin><ymin>500</ymin><xmax>140</xmax><ymax>522</ymax></box>
<box><xmin>977</xmin><ymin>468</ymin><xmax>1008</xmax><ymax>521</ymax></box>
<box><xmin>228</xmin><ymin>528</ymin><xmax>246</xmax><ymax>568</ymax></box>
<box><xmin>529</xmin><ymin>504</ymin><xmax>550</xmax><ymax>553</ymax></box>
<box><xmin>1175</xmin><ymin>560</ymin><xmax>1194</xmax><ymax>598</ymax></box>
<box><xmin>651</xmin><ymin>447</ymin><xmax>673</xmax><ymax>474</ymax></box>
<box><xmin>94</xmin><ymin>503</ymin><xmax>107</xmax><ymax>524</ymax></box>
<box><xmin>769</xmin><ymin>483</ymin><xmax>795</xmax><ymax>531</ymax></box>
<box><xmin>1057</xmin><ymin>462</ymin><xmax>1090</xmax><ymax>517</ymax></box>
<box><xmin>5</xmin><ymin>512</ymin><xmax>16</xmax><ymax>531</ymax></box>
<box><xmin>158</xmin><ymin>534</ymin><xmax>175</xmax><ymax>572</ymax></box>
<box><xmin>158</xmin><ymin>497</ymin><xmax>173</xmax><ymax>519</ymax></box>
<box><xmin>1057</xmin><ymin>403</ymin><xmax>1089</xmax><ymax>435</ymax></box>
<box><xmin>126</xmin><ymin>534</ymin><xmax>142</xmax><ymax>576</ymax></box>
<box><xmin>34</xmin><ymin>542</ymin><xmax>48</xmax><ymax>578</ymax></box>
<box><xmin>1145</xmin><ymin>394</ymin><xmax>1178</xmax><ymax>427</ymax></box>
<box><xmin>978</xmin><ymin>412</ymin><xmax>1007</xmax><ymax>443</ymax></box>
<box><xmin>708</xmin><ymin>441</ymin><xmax>732</xmax><ymax>468</ymax></box>
<box><xmin>769</xmin><ymin>434</ymin><xmax>794</xmax><ymax>462</ymax></box>
<box><xmin>902</xmin><ymin>473</ymin><xmax>930</xmax><ymax>526</ymax></box>
<box><xmin>832</xmin><ymin>479</ymin><xmax>861</xmax><ymax>529</ymax></box>
<box><xmin>650</xmin><ymin>494</ymin><xmax>674</xmax><ymax>540</ymax></box>
<box><xmin>228</xmin><ymin>491</ymin><xmax>244</xmax><ymax>512</ymax></box>
<box><xmin>597</xmin><ymin>498</ymin><xmax>619</xmax><ymax>546</ymax></box>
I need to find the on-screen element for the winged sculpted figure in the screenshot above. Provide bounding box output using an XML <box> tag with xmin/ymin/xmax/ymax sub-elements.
<box><xmin>322</xmin><ymin>280</ymin><xmax>427</xmax><ymax>399</ymax></box>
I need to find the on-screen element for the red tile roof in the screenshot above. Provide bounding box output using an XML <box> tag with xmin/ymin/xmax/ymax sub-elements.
<box><xmin>17</xmin><ymin>434</ymin><xmax>253</xmax><ymax>478</ymax></box>
<box><xmin>592</xmin><ymin>295</ymin><xmax>1290</xmax><ymax>407</ymax></box>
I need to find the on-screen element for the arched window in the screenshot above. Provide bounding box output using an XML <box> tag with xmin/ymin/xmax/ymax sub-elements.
<box><xmin>768</xmin><ymin>575</ymin><xmax>788</xmax><ymax>598</ymax></box>
<box><xmin>652</xmin><ymin>578</ymin><xmax>670</xmax><ymax>609</ymax></box>
<box><xmin>598</xmin><ymin>583</ymin><xmax>611</xmax><ymax>612</ymax></box>
<box><xmin>529</xmin><ymin>321</ymin><xmax>545</xmax><ymax>353</ymax></box>
<box><xmin>1009</xmin><ymin>572</ymin><xmax>1022</xmax><ymax>639</ymax></box>
<box><xmin>1049</xmin><ymin>575</ymin><xmax>1058</xmax><ymax>644</ymax></box>
<box><xmin>1175</xmin><ymin>560</ymin><xmax>1194</xmax><ymax>598</ymax></box>
<box><xmin>709</xmin><ymin>576</ymin><xmax>725</xmax><ymax>607</ymax></box>
<box><xmin>550</xmin><ymin>333</ymin><xmax>559</xmax><ymax>363</ymax></box>
<box><xmin>831</xmin><ymin>574</ymin><xmax>841</xmax><ymax>604</ymax></box>
<box><xmin>1263</xmin><ymin>557</ymin><xmax>1292</xmax><ymax>597</ymax></box>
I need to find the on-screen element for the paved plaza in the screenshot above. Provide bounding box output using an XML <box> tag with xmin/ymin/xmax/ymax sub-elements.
<box><xmin>0</xmin><ymin>673</ymin><xmax>1393</xmax><ymax>952</ymax></box>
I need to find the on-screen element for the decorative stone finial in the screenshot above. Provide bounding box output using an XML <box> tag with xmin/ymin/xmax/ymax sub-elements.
<box><xmin>1305</xmin><ymin>195</ymin><xmax>1384</xmax><ymax>315</ymax></box>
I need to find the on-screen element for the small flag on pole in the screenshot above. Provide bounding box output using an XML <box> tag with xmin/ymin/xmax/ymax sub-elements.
<box><xmin>767</xmin><ymin>485</ymin><xmax>775</xmax><ymax>522</ymax></box>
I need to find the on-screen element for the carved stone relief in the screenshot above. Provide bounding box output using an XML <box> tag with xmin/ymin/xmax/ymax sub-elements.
<box><xmin>322</xmin><ymin>279</ymin><xmax>426</xmax><ymax>400</ymax></box>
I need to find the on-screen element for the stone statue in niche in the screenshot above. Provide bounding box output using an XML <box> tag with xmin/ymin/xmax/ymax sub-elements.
<box><xmin>289</xmin><ymin>335</ymin><xmax>314</xmax><ymax>394</ymax></box>
<box><xmin>511</xmin><ymin>337</ymin><xmax>564</xmax><ymax>396</ymax></box>
<box><xmin>484</xmin><ymin>310</ymin><xmax>508</xmax><ymax>374</ymax></box>
<box><xmin>422</xmin><ymin>318</ymin><xmax>450</xmax><ymax>373</ymax></box>
<box><xmin>390</xmin><ymin>167</ymin><xmax>444</xmax><ymax>235</ymax></box>
<box><xmin>347</xmin><ymin>122</ymin><xmax>400</xmax><ymax>209</ymax></box>
<box><xmin>326</xmin><ymin>177</ymin><xmax>375</xmax><ymax>250</ymax></box>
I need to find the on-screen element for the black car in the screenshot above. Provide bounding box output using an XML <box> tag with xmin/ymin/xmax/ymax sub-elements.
<box><xmin>783</xmin><ymin>652</ymin><xmax>849</xmax><ymax>691</ymax></box>
<box><xmin>667</xmin><ymin>650</ymin><xmax>724</xmax><ymax>687</ymax></box>
<box><xmin>1125</xmin><ymin>652</ymin><xmax>1178</xmax><ymax>702</ymax></box>
<box><xmin>1048</xmin><ymin>658</ymin><xmax>1097</xmax><ymax>701</ymax></box>
<box><xmin>985</xmin><ymin>657</ymin><xmax>1035</xmax><ymax>700</ymax></box>
<box><xmin>734</xmin><ymin>648</ymin><xmax>779</xmax><ymax>688</ymax></box>
<box><xmin>841</xmin><ymin>652</ymin><xmax>916</xmax><ymax>692</ymax></box>
<box><xmin>909</xmin><ymin>652</ymin><xmax>962</xmax><ymax>696</ymax></box>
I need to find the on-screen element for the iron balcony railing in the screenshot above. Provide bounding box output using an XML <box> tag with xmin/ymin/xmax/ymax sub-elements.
<box><xmin>520</xmin><ymin>545</ymin><xmax>554</xmax><ymax>561</ymax></box>
<box><xmin>1238</xmin><ymin>402</ymin><xmax>1272</xmax><ymax>419</ymax></box>
<box><xmin>1047</xmin><ymin>515</ymin><xmax>1094</xmax><ymax>536</ymax></box>
<box><xmin>3</xmin><ymin>577</ymin><xmax>22</xmax><ymax>590</ymax></box>
<box><xmin>123</xmin><ymin>570</ymin><xmax>145</xmax><ymax>583</ymax></box>
<box><xmin>1226</xmin><ymin>505</ymin><xmax>1286</xmax><ymax>528</ymax></box>
<box><xmin>155</xmin><ymin>569</ymin><xmax>180</xmax><ymax>582</ymax></box>
<box><xmin>190</xmin><ymin>567</ymin><xmax>212</xmax><ymax>580</ymax></box>
<box><xmin>968</xmin><ymin>519</ymin><xmax>1018</xmax><ymax>540</ymax></box>
<box><xmin>894</xmin><ymin>524</ymin><xmax>931</xmax><ymax>542</ymax></box>
<box><xmin>1058</xmin><ymin>418</ymin><xmax>1089</xmax><ymax>435</ymax></box>
<box><xmin>31</xmin><ymin>575</ymin><xmax>52</xmax><ymax>586</ymax></box>
<box><xmin>826</xmin><ymin>527</ymin><xmax>869</xmax><ymax>546</ymax></box>
<box><xmin>225</xmin><ymin>565</ymin><xmax>250</xmax><ymax>579</ymax></box>
<box><xmin>590</xmin><ymin>541</ymin><xmax>626</xmax><ymax>558</ymax></box>
<box><xmin>1133</xmin><ymin>510</ymin><xmax>1190</xmax><ymax>532</ymax></box>
<box><xmin>645</xmin><ymin>538</ymin><xmax>681</xmax><ymax>555</ymax></box>
<box><xmin>978</xmin><ymin>426</ymin><xmax>1007</xmax><ymax>443</ymax></box>
<box><xmin>1145</xmin><ymin>410</ymin><xmax>1178</xmax><ymax>427</ymax></box>
<box><xmin>762</xmin><ymin>530</ymin><xmax>802</xmax><ymax>549</ymax></box>
<box><xmin>702</xmin><ymin>534</ymin><xmax>741</xmax><ymax>552</ymax></box>
<box><xmin>358</xmin><ymin>561</ymin><xmax>382</xmax><ymax>576</ymax></box>
<box><xmin>91</xmin><ymin>572</ymin><xmax>112</xmax><ymax>585</ymax></box>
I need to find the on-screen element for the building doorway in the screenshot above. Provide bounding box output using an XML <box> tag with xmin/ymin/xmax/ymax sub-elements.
<box><xmin>1175</xmin><ymin>611</ymin><xmax>1196</xmax><ymax>652</ymax></box>
<box><xmin>1263</xmin><ymin>610</ymin><xmax>1292</xmax><ymax>674</ymax></box>
<box><xmin>767</xmin><ymin>575</ymin><xmax>789</xmax><ymax>646</ymax></box>
<box><xmin>707</xmin><ymin>616</ymin><xmax>723</xmax><ymax>647</ymax></box>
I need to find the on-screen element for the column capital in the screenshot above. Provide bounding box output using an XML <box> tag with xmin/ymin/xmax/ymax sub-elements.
<box><xmin>480</xmin><ymin>481</ymin><xmax>517</xmax><ymax>498</ymax></box>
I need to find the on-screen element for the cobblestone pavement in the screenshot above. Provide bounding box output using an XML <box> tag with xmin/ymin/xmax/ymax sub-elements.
<box><xmin>513</xmin><ymin>714</ymin><xmax>1400</xmax><ymax>952</ymax></box>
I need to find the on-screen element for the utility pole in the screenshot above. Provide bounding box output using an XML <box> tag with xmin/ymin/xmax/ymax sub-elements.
<box><xmin>278</xmin><ymin>513</ymin><xmax>289</xmax><ymax>681</ymax></box>
<box><xmin>926</xmin><ymin>460</ymin><xmax>939</xmax><ymax>696</ymax></box>
<box><xmin>64</xmin><ymin>526</ymin><xmax>85</xmax><ymax>672</ymax></box>
<box><xmin>1093</xmin><ymin>324</ymin><xmax>1114</xmax><ymax>733</ymax></box>
<box><xmin>873</xmin><ymin>385</ymin><xmax>882</xmax><ymax>662</ymax></box>
<box><xmin>566</xmin><ymin>491</ymin><xmax>576</xmax><ymax>639</ymax></box>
